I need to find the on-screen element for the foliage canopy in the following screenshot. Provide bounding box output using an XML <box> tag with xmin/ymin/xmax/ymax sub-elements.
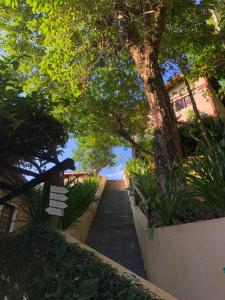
<box><xmin>0</xmin><ymin>57</ymin><xmax>68</xmax><ymax>168</ymax></box>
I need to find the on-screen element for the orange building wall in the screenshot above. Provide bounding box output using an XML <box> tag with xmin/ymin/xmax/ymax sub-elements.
<box><xmin>168</xmin><ymin>77</ymin><xmax>215</xmax><ymax>121</ymax></box>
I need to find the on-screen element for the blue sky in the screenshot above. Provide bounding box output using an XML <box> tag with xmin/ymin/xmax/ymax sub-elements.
<box><xmin>100</xmin><ymin>147</ymin><xmax>132</xmax><ymax>179</ymax></box>
<box><xmin>59</xmin><ymin>139</ymin><xmax>132</xmax><ymax>180</ymax></box>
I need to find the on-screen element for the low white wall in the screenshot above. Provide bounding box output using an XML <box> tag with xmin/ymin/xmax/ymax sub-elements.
<box><xmin>129</xmin><ymin>195</ymin><xmax>225</xmax><ymax>300</ymax></box>
<box><xmin>64</xmin><ymin>176</ymin><xmax>107</xmax><ymax>243</ymax></box>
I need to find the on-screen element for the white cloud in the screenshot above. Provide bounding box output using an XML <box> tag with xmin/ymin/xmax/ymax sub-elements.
<box><xmin>101</xmin><ymin>164</ymin><xmax>124</xmax><ymax>180</ymax></box>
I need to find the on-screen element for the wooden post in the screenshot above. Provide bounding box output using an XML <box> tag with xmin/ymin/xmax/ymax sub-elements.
<box><xmin>48</xmin><ymin>170</ymin><xmax>64</xmax><ymax>228</ymax></box>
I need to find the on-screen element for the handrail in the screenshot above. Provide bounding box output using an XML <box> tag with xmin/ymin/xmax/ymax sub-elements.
<box><xmin>130</xmin><ymin>177</ymin><xmax>147</xmax><ymax>204</ymax></box>
<box><xmin>129</xmin><ymin>177</ymin><xmax>150</xmax><ymax>216</ymax></box>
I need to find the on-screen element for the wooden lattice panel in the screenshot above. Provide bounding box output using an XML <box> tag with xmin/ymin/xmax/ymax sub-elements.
<box><xmin>0</xmin><ymin>203</ymin><xmax>15</xmax><ymax>234</ymax></box>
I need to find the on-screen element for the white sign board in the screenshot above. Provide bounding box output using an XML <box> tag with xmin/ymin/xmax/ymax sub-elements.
<box><xmin>45</xmin><ymin>207</ymin><xmax>64</xmax><ymax>216</ymax></box>
<box><xmin>45</xmin><ymin>185</ymin><xmax>69</xmax><ymax>217</ymax></box>
<box><xmin>50</xmin><ymin>192</ymin><xmax>67</xmax><ymax>201</ymax></box>
<box><xmin>50</xmin><ymin>185</ymin><xmax>69</xmax><ymax>194</ymax></box>
<box><xmin>49</xmin><ymin>200</ymin><xmax>67</xmax><ymax>209</ymax></box>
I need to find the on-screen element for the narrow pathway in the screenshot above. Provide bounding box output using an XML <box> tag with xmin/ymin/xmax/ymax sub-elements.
<box><xmin>86</xmin><ymin>180</ymin><xmax>146</xmax><ymax>278</ymax></box>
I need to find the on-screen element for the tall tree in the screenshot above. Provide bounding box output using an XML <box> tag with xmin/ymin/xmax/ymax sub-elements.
<box><xmin>0</xmin><ymin>0</ymin><xmax>184</xmax><ymax>190</ymax></box>
<box><xmin>74</xmin><ymin>135</ymin><xmax>117</xmax><ymax>174</ymax></box>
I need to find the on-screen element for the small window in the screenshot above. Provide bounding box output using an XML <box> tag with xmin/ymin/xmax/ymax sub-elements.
<box><xmin>184</xmin><ymin>95</ymin><xmax>192</xmax><ymax>106</ymax></box>
<box><xmin>175</xmin><ymin>95</ymin><xmax>192</xmax><ymax>111</ymax></box>
<box><xmin>175</xmin><ymin>98</ymin><xmax>185</xmax><ymax>111</ymax></box>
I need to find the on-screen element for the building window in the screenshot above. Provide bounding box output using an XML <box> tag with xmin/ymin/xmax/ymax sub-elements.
<box><xmin>184</xmin><ymin>95</ymin><xmax>191</xmax><ymax>106</ymax></box>
<box><xmin>174</xmin><ymin>95</ymin><xmax>192</xmax><ymax>111</ymax></box>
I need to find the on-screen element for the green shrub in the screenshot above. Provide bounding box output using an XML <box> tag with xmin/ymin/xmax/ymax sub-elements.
<box><xmin>178</xmin><ymin>116</ymin><xmax>223</xmax><ymax>156</ymax></box>
<box><xmin>125</xmin><ymin>158</ymin><xmax>157</xmax><ymax>213</ymax></box>
<box><xmin>62</xmin><ymin>176</ymin><xmax>100</xmax><ymax>229</ymax></box>
<box><xmin>0</xmin><ymin>225</ymin><xmax>160</xmax><ymax>300</ymax></box>
<box><xmin>149</xmin><ymin>166</ymin><xmax>198</xmax><ymax>228</ymax></box>
<box><xmin>126</xmin><ymin>136</ymin><xmax>225</xmax><ymax>229</ymax></box>
<box><xmin>126</xmin><ymin>159</ymin><xmax>200</xmax><ymax>228</ymax></box>
<box><xmin>23</xmin><ymin>185</ymin><xmax>48</xmax><ymax>224</ymax></box>
<box><xmin>187</xmin><ymin>138</ymin><xmax>225</xmax><ymax>216</ymax></box>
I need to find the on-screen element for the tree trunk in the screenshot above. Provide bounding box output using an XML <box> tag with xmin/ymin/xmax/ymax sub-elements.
<box><xmin>129</xmin><ymin>47</ymin><xmax>182</xmax><ymax>191</ymax></box>
<box><xmin>208</xmin><ymin>76</ymin><xmax>225</xmax><ymax>107</ymax></box>
<box><xmin>116</xmin><ymin>0</ymin><xmax>182</xmax><ymax>191</ymax></box>
<box><xmin>183</xmin><ymin>77</ymin><xmax>211</xmax><ymax>147</ymax></box>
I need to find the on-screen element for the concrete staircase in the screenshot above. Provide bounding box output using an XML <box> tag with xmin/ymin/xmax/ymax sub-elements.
<box><xmin>86</xmin><ymin>180</ymin><xmax>146</xmax><ymax>278</ymax></box>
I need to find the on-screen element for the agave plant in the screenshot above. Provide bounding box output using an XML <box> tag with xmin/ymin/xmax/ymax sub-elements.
<box><xmin>23</xmin><ymin>185</ymin><xmax>48</xmax><ymax>224</ymax></box>
<box><xmin>126</xmin><ymin>158</ymin><xmax>198</xmax><ymax>226</ymax></box>
<box><xmin>62</xmin><ymin>176</ymin><xmax>100</xmax><ymax>229</ymax></box>
<box><xmin>149</xmin><ymin>165</ymin><xmax>198</xmax><ymax>229</ymax></box>
<box><xmin>187</xmin><ymin>138</ymin><xmax>225</xmax><ymax>216</ymax></box>
<box><xmin>125</xmin><ymin>158</ymin><xmax>157</xmax><ymax>213</ymax></box>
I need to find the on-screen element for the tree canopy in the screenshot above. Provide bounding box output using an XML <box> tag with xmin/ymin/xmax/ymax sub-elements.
<box><xmin>1</xmin><ymin>0</ymin><xmax>224</xmax><ymax>186</ymax></box>
<box><xmin>69</xmin><ymin>52</ymin><xmax>151</xmax><ymax>155</ymax></box>
<box><xmin>73</xmin><ymin>135</ymin><xmax>117</xmax><ymax>174</ymax></box>
<box><xmin>160</xmin><ymin>0</ymin><xmax>225</xmax><ymax>97</ymax></box>
<box><xmin>0</xmin><ymin>57</ymin><xmax>68</xmax><ymax>185</ymax></box>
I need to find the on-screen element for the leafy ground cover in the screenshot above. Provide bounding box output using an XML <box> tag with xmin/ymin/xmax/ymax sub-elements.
<box><xmin>62</xmin><ymin>177</ymin><xmax>100</xmax><ymax>229</ymax></box>
<box><xmin>0</xmin><ymin>225</ymin><xmax>161</xmax><ymax>300</ymax></box>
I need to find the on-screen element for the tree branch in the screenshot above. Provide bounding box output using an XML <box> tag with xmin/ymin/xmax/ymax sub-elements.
<box><xmin>20</xmin><ymin>159</ymin><xmax>43</xmax><ymax>174</ymax></box>
<box><xmin>152</xmin><ymin>0</ymin><xmax>167</xmax><ymax>51</ymax></box>
<box><xmin>35</xmin><ymin>153</ymin><xmax>59</xmax><ymax>164</ymax></box>
<box><xmin>115</xmin><ymin>114</ymin><xmax>152</xmax><ymax>156</ymax></box>
<box><xmin>118</xmin><ymin>128</ymin><xmax>152</xmax><ymax>156</ymax></box>
<box><xmin>113</xmin><ymin>2</ymin><xmax>142</xmax><ymax>48</ymax></box>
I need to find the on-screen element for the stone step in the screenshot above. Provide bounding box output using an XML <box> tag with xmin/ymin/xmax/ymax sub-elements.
<box><xmin>86</xmin><ymin>179</ymin><xmax>146</xmax><ymax>278</ymax></box>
